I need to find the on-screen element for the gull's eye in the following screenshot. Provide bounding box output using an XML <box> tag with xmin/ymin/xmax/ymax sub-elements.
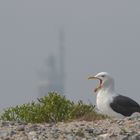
<box><xmin>101</xmin><ymin>75</ymin><xmax>105</xmax><ymax>78</ymax></box>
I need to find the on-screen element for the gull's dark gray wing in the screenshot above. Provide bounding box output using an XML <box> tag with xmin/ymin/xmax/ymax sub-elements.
<box><xmin>110</xmin><ymin>95</ymin><xmax>140</xmax><ymax>116</ymax></box>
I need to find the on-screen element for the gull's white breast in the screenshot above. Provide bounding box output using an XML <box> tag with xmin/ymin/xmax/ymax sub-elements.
<box><xmin>96</xmin><ymin>90</ymin><xmax>124</xmax><ymax>118</ymax></box>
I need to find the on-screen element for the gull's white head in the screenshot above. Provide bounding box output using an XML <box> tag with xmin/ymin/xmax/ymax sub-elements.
<box><xmin>88</xmin><ymin>72</ymin><xmax>115</xmax><ymax>93</ymax></box>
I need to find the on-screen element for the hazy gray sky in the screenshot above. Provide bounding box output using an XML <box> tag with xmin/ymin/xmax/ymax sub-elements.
<box><xmin>0</xmin><ymin>1</ymin><xmax>140</xmax><ymax>109</ymax></box>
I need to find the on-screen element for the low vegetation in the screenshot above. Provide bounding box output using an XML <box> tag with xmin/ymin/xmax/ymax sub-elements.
<box><xmin>0</xmin><ymin>92</ymin><xmax>105</xmax><ymax>123</ymax></box>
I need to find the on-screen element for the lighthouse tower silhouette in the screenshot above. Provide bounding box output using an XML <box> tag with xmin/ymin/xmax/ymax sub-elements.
<box><xmin>38</xmin><ymin>29</ymin><xmax>65</xmax><ymax>97</ymax></box>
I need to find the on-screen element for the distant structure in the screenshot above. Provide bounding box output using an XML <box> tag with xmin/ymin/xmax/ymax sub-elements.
<box><xmin>38</xmin><ymin>30</ymin><xmax>65</xmax><ymax>97</ymax></box>
<box><xmin>59</xmin><ymin>29</ymin><xmax>65</xmax><ymax>94</ymax></box>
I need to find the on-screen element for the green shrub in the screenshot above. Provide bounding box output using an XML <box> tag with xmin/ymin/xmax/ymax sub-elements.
<box><xmin>37</xmin><ymin>93</ymin><xmax>73</xmax><ymax>122</ymax></box>
<box><xmin>0</xmin><ymin>92</ymin><xmax>105</xmax><ymax>123</ymax></box>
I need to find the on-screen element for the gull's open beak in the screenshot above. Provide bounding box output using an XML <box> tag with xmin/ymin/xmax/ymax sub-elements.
<box><xmin>88</xmin><ymin>76</ymin><xmax>102</xmax><ymax>93</ymax></box>
<box><xmin>88</xmin><ymin>76</ymin><xmax>100</xmax><ymax>80</ymax></box>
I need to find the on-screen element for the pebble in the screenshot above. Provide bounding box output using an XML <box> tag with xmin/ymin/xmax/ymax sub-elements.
<box><xmin>16</xmin><ymin>125</ymin><xmax>25</xmax><ymax>131</ymax></box>
<box><xmin>0</xmin><ymin>131</ymin><xmax>9</xmax><ymax>137</ymax></box>
<box><xmin>85</xmin><ymin>128</ymin><xmax>95</xmax><ymax>133</ymax></box>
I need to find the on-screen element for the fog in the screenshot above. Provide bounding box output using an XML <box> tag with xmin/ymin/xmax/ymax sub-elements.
<box><xmin>0</xmin><ymin>1</ymin><xmax>140</xmax><ymax>110</ymax></box>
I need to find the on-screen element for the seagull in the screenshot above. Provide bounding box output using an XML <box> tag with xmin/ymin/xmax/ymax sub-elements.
<box><xmin>88</xmin><ymin>72</ymin><xmax>140</xmax><ymax>118</ymax></box>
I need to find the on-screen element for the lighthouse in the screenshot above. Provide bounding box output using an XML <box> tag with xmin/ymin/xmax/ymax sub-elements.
<box><xmin>38</xmin><ymin>29</ymin><xmax>65</xmax><ymax>97</ymax></box>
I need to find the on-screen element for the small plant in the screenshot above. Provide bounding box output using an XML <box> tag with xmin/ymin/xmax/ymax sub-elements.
<box><xmin>70</xmin><ymin>100</ymin><xmax>94</xmax><ymax>118</ymax></box>
<box><xmin>0</xmin><ymin>92</ymin><xmax>105</xmax><ymax>123</ymax></box>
